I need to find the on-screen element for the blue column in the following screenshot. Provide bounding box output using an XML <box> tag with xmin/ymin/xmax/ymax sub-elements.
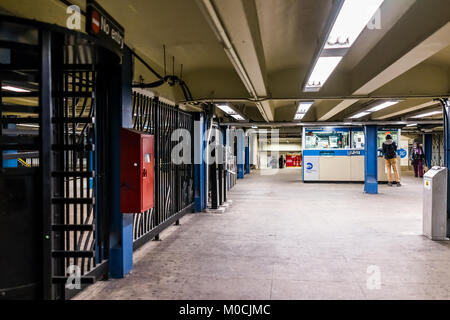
<box><xmin>109</xmin><ymin>47</ymin><xmax>133</xmax><ymax>278</ymax></box>
<box><xmin>237</xmin><ymin>130</ymin><xmax>245</xmax><ymax>179</ymax></box>
<box><xmin>364</xmin><ymin>125</ymin><xmax>378</xmax><ymax>194</ymax></box>
<box><xmin>2</xmin><ymin>123</ymin><xmax>17</xmax><ymax>168</ymax></box>
<box><xmin>225</xmin><ymin>126</ymin><xmax>231</xmax><ymax>190</ymax></box>
<box><xmin>441</xmin><ymin>98</ymin><xmax>450</xmax><ymax>236</ymax></box>
<box><xmin>424</xmin><ymin>134</ymin><xmax>432</xmax><ymax>167</ymax></box>
<box><xmin>194</xmin><ymin>113</ymin><xmax>207</xmax><ymax>212</ymax></box>
<box><xmin>245</xmin><ymin>135</ymin><xmax>250</xmax><ymax>174</ymax></box>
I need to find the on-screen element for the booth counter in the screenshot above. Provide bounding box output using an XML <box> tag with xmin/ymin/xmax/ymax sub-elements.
<box><xmin>302</xmin><ymin>127</ymin><xmax>402</xmax><ymax>182</ymax></box>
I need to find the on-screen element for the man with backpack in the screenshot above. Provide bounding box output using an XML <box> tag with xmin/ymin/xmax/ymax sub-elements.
<box><xmin>382</xmin><ymin>134</ymin><xmax>401</xmax><ymax>187</ymax></box>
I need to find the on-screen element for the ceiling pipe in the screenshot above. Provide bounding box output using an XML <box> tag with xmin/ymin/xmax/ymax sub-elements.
<box><xmin>196</xmin><ymin>0</ymin><xmax>270</xmax><ymax>122</ymax></box>
<box><xmin>178</xmin><ymin>94</ymin><xmax>450</xmax><ymax>105</ymax></box>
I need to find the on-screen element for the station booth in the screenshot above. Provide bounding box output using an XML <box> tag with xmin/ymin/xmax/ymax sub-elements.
<box><xmin>302</xmin><ymin>127</ymin><xmax>402</xmax><ymax>182</ymax></box>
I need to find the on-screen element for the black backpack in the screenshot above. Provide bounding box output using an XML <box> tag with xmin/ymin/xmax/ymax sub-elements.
<box><xmin>385</xmin><ymin>143</ymin><xmax>396</xmax><ymax>159</ymax></box>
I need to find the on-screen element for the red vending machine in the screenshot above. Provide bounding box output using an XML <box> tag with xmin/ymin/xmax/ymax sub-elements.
<box><xmin>120</xmin><ymin>128</ymin><xmax>155</xmax><ymax>213</ymax></box>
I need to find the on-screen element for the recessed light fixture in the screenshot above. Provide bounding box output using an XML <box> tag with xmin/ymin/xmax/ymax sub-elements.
<box><xmin>367</xmin><ymin>101</ymin><xmax>400</xmax><ymax>112</ymax></box>
<box><xmin>325</xmin><ymin>0</ymin><xmax>384</xmax><ymax>50</ymax></box>
<box><xmin>216</xmin><ymin>104</ymin><xmax>246</xmax><ymax>121</ymax></box>
<box><xmin>304</xmin><ymin>0</ymin><xmax>385</xmax><ymax>92</ymax></box>
<box><xmin>349</xmin><ymin>111</ymin><xmax>370</xmax><ymax>119</ymax></box>
<box><xmin>216</xmin><ymin>104</ymin><xmax>236</xmax><ymax>115</ymax></box>
<box><xmin>305</xmin><ymin>57</ymin><xmax>342</xmax><ymax>92</ymax></box>
<box><xmin>2</xmin><ymin>85</ymin><xmax>31</xmax><ymax>93</ymax></box>
<box><xmin>294</xmin><ymin>101</ymin><xmax>314</xmax><ymax>121</ymax></box>
<box><xmin>412</xmin><ymin>111</ymin><xmax>443</xmax><ymax>118</ymax></box>
<box><xmin>297</xmin><ymin>102</ymin><xmax>314</xmax><ymax>114</ymax></box>
<box><xmin>231</xmin><ymin>114</ymin><xmax>245</xmax><ymax>121</ymax></box>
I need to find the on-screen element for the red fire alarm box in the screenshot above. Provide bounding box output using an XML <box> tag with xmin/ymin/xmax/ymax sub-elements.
<box><xmin>120</xmin><ymin>128</ymin><xmax>154</xmax><ymax>213</ymax></box>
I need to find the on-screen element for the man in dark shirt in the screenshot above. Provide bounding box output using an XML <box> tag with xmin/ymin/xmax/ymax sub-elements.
<box><xmin>382</xmin><ymin>135</ymin><xmax>401</xmax><ymax>187</ymax></box>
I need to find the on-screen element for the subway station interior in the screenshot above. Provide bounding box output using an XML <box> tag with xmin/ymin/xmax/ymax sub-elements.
<box><xmin>1</xmin><ymin>0</ymin><xmax>450</xmax><ymax>302</ymax></box>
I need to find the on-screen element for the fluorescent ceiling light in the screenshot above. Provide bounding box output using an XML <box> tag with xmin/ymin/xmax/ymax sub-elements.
<box><xmin>17</xmin><ymin>124</ymin><xmax>39</xmax><ymax>128</ymax></box>
<box><xmin>216</xmin><ymin>104</ymin><xmax>236</xmax><ymax>115</ymax></box>
<box><xmin>251</xmin><ymin>126</ymin><xmax>258</xmax><ymax>129</ymax></box>
<box><xmin>216</xmin><ymin>104</ymin><xmax>246</xmax><ymax>120</ymax></box>
<box><xmin>294</xmin><ymin>113</ymin><xmax>305</xmax><ymax>120</ymax></box>
<box><xmin>231</xmin><ymin>114</ymin><xmax>245</xmax><ymax>121</ymax></box>
<box><xmin>304</xmin><ymin>0</ymin><xmax>384</xmax><ymax>92</ymax></box>
<box><xmin>305</xmin><ymin>56</ymin><xmax>342</xmax><ymax>91</ymax></box>
<box><xmin>2</xmin><ymin>85</ymin><xmax>31</xmax><ymax>93</ymax></box>
<box><xmin>297</xmin><ymin>102</ymin><xmax>314</xmax><ymax>114</ymax></box>
<box><xmin>406</xmin><ymin>123</ymin><xmax>417</xmax><ymax>127</ymax></box>
<box><xmin>349</xmin><ymin>111</ymin><xmax>370</xmax><ymax>119</ymax></box>
<box><xmin>368</xmin><ymin>101</ymin><xmax>400</xmax><ymax>112</ymax></box>
<box><xmin>325</xmin><ymin>0</ymin><xmax>384</xmax><ymax>49</ymax></box>
<box><xmin>412</xmin><ymin>111</ymin><xmax>443</xmax><ymax>118</ymax></box>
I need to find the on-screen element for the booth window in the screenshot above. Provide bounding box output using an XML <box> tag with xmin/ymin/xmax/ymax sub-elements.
<box><xmin>304</xmin><ymin>129</ymin><xmax>350</xmax><ymax>149</ymax></box>
<box><xmin>351</xmin><ymin>129</ymin><xmax>365</xmax><ymax>149</ymax></box>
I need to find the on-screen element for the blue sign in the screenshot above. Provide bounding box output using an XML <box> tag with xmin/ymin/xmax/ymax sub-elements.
<box><xmin>398</xmin><ymin>148</ymin><xmax>407</xmax><ymax>159</ymax></box>
<box><xmin>306</xmin><ymin>162</ymin><xmax>313</xmax><ymax>170</ymax></box>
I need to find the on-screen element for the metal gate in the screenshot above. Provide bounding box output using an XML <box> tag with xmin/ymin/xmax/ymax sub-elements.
<box><xmin>0</xmin><ymin>16</ymin><xmax>120</xmax><ymax>300</ymax></box>
<box><xmin>131</xmin><ymin>91</ymin><xmax>194</xmax><ymax>249</ymax></box>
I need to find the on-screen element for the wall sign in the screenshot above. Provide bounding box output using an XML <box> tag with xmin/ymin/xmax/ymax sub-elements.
<box><xmin>398</xmin><ymin>148</ymin><xmax>407</xmax><ymax>159</ymax></box>
<box><xmin>86</xmin><ymin>0</ymin><xmax>125</xmax><ymax>51</ymax></box>
<box><xmin>304</xmin><ymin>156</ymin><xmax>319</xmax><ymax>180</ymax></box>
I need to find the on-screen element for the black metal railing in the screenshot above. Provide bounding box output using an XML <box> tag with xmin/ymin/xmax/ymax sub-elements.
<box><xmin>131</xmin><ymin>91</ymin><xmax>194</xmax><ymax>247</ymax></box>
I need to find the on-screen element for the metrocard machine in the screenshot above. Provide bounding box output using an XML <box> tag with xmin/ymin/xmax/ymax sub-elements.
<box><xmin>302</xmin><ymin>127</ymin><xmax>402</xmax><ymax>182</ymax></box>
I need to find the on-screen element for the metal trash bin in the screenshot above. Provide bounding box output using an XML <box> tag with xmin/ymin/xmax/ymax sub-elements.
<box><xmin>423</xmin><ymin>166</ymin><xmax>448</xmax><ymax>240</ymax></box>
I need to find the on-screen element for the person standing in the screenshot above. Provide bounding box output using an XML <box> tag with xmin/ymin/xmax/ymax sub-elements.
<box><xmin>410</xmin><ymin>142</ymin><xmax>426</xmax><ymax>178</ymax></box>
<box><xmin>279</xmin><ymin>155</ymin><xmax>285</xmax><ymax>169</ymax></box>
<box><xmin>382</xmin><ymin>134</ymin><xmax>401</xmax><ymax>187</ymax></box>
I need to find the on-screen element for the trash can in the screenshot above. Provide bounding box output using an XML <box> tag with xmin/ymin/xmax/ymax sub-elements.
<box><xmin>423</xmin><ymin>166</ymin><xmax>448</xmax><ymax>240</ymax></box>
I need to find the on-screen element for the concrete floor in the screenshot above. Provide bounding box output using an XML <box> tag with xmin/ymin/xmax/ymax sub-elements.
<box><xmin>76</xmin><ymin>168</ymin><xmax>450</xmax><ymax>300</ymax></box>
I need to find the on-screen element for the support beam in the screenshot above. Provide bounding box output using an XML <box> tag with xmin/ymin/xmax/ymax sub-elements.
<box><xmin>373</xmin><ymin>100</ymin><xmax>439</xmax><ymax>120</ymax></box>
<box><xmin>197</xmin><ymin>0</ymin><xmax>274</xmax><ymax>121</ymax></box>
<box><xmin>318</xmin><ymin>99</ymin><xmax>359</xmax><ymax>121</ymax></box>
<box><xmin>364</xmin><ymin>125</ymin><xmax>378</xmax><ymax>194</ymax></box>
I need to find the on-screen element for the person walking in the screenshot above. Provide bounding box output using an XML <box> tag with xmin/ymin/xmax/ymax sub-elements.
<box><xmin>410</xmin><ymin>142</ymin><xmax>426</xmax><ymax>178</ymax></box>
<box><xmin>279</xmin><ymin>155</ymin><xmax>285</xmax><ymax>169</ymax></box>
<box><xmin>382</xmin><ymin>134</ymin><xmax>401</xmax><ymax>187</ymax></box>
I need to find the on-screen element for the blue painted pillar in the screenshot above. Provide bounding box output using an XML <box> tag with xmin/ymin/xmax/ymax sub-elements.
<box><xmin>364</xmin><ymin>125</ymin><xmax>378</xmax><ymax>194</ymax></box>
<box><xmin>194</xmin><ymin>113</ymin><xmax>207</xmax><ymax>212</ymax></box>
<box><xmin>2</xmin><ymin>122</ymin><xmax>17</xmax><ymax>168</ymax></box>
<box><xmin>424</xmin><ymin>134</ymin><xmax>432</xmax><ymax>167</ymax></box>
<box><xmin>245</xmin><ymin>135</ymin><xmax>250</xmax><ymax>174</ymax></box>
<box><xmin>440</xmin><ymin>98</ymin><xmax>450</xmax><ymax>236</ymax></box>
<box><xmin>225</xmin><ymin>126</ymin><xmax>231</xmax><ymax>190</ymax></box>
<box><xmin>109</xmin><ymin>47</ymin><xmax>133</xmax><ymax>278</ymax></box>
<box><xmin>237</xmin><ymin>130</ymin><xmax>245</xmax><ymax>179</ymax></box>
